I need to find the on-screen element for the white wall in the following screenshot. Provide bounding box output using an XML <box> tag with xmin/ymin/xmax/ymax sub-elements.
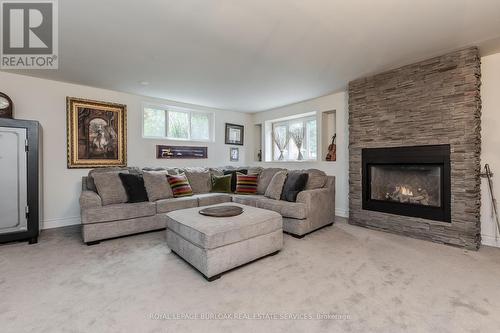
<box><xmin>248</xmin><ymin>92</ymin><xmax>349</xmax><ymax>217</ymax></box>
<box><xmin>480</xmin><ymin>52</ymin><xmax>500</xmax><ymax>247</ymax></box>
<box><xmin>0</xmin><ymin>72</ymin><xmax>252</xmax><ymax>229</ymax></box>
<box><xmin>247</xmin><ymin>51</ymin><xmax>500</xmax><ymax>246</ymax></box>
<box><xmin>3</xmin><ymin>52</ymin><xmax>497</xmax><ymax>240</ymax></box>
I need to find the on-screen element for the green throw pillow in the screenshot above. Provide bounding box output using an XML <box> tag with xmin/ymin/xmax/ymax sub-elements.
<box><xmin>211</xmin><ymin>174</ymin><xmax>232</xmax><ymax>193</ymax></box>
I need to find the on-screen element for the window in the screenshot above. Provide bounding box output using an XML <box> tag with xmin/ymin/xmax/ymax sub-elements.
<box><xmin>271</xmin><ymin>115</ymin><xmax>317</xmax><ymax>161</ymax></box>
<box><xmin>143</xmin><ymin>105</ymin><xmax>213</xmax><ymax>141</ymax></box>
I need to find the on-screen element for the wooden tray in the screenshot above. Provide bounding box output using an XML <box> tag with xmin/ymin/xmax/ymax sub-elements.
<box><xmin>199</xmin><ymin>205</ymin><xmax>244</xmax><ymax>217</ymax></box>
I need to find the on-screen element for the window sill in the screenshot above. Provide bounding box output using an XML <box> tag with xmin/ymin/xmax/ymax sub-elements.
<box><xmin>142</xmin><ymin>136</ymin><xmax>214</xmax><ymax>144</ymax></box>
<box><xmin>262</xmin><ymin>160</ymin><xmax>319</xmax><ymax>163</ymax></box>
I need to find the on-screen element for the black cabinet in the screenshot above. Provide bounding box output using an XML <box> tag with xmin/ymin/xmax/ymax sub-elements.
<box><xmin>0</xmin><ymin>118</ymin><xmax>40</xmax><ymax>244</ymax></box>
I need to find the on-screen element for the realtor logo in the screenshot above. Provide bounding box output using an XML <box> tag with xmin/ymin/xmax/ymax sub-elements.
<box><xmin>1</xmin><ymin>0</ymin><xmax>58</xmax><ymax>69</ymax></box>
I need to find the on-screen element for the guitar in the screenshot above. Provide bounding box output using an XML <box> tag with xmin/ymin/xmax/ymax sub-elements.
<box><xmin>325</xmin><ymin>134</ymin><xmax>337</xmax><ymax>161</ymax></box>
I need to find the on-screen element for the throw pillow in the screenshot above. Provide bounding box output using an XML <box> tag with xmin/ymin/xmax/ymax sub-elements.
<box><xmin>211</xmin><ymin>174</ymin><xmax>232</xmax><ymax>193</ymax></box>
<box><xmin>257</xmin><ymin>168</ymin><xmax>286</xmax><ymax>194</ymax></box>
<box><xmin>280</xmin><ymin>173</ymin><xmax>309</xmax><ymax>202</ymax></box>
<box><xmin>289</xmin><ymin>169</ymin><xmax>327</xmax><ymax>190</ymax></box>
<box><xmin>184</xmin><ymin>168</ymin><xmax>211</xmax><ymax>194</ymax></box>
<box><xmin>235</xmin><ymin>173</ymin><xmax>258</xmax><ymax>195</ymax></box>
<box><xmin>167</xmin><ymin>173</ymin><xmax>194</xmax><ymax>197</ymax></box>
<box><xmin>264</xmin><ymin>170</ymin><xmax>287</xmax><ymax>200</ymax></box>
<box><xmin>87</xmin><ymin>167</ymin><xmax>134</xmax><ymax>192</ymax></box>
<box><xmin>119</xmin><ymin>173</ymin><xmax>149</xmax><ymax>203</ymax></box>
<box><xmin>223</xmin><ymin>169</ymin><xmax>248</xmax><ymax>192</ymax></box>
<box><xmin>92</xmin><ymin>170</ymin><xmax>129</xmax><ymax>205</ymax></box>
<box><xmin>143</xmin><ymin>170</ymin><xmax>173</xmax><ymax>201</ymax></box>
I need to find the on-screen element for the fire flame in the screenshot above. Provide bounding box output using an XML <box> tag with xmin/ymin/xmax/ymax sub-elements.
<box><xmin>400</xmin><ymin>186</ymin><xmax>413</xmax><ymax>196</ymax></box>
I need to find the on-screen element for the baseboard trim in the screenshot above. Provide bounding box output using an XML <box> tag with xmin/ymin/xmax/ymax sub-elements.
<box><xmin>481</xmin><ymin>234</ymin><xmax>500</xmax><ymax>248</ymax></box>
<box><xmin>41</xmin><ymin>209</ymin><xmax>349</xmax><ymax>230</ymax></box>
<box><xmin>335</xmin><ymin>208</ymin><xmax>349</xmax><ymax>218</ymax></box>
<box><xmin>42</xmin><ymin>216</ymin><xmax>81</xmax><ymax>229</ymax></box>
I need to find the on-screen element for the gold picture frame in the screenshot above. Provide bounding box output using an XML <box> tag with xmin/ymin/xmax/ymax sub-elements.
<box><xmin>67</xmin><ymin>97</ymin><xmax>127</xmax><ymax>168</ymax></box>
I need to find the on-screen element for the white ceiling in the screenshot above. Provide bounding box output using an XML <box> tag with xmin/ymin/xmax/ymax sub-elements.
<box><xmin>8</xmin><ymin>0</ymin><xmax>500</xmax><ymax>112</ymax></box>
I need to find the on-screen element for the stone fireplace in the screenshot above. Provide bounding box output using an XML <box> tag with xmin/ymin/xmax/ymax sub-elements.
<box><xmin>348</xmin><ymin>47</ymin><xmax>481</xmax><ymax>249</ymax></box>
<box><xmin>362</xmin><ymin>145</ymin><xmax>451</xmax><ymax>222</ymax></box>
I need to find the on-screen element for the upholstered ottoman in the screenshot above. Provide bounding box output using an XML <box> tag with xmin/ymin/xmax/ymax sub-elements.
<box><xmin>166</xmin><ymin>203</ymin><xmax>283</xmax><ymax>281</ymax></box>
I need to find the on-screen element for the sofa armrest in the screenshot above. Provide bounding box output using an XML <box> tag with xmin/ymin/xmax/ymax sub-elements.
<box><xmin>296</xmin><ymin>177</ymin><xmax>335</xmax><ymax>229</ymax></box>
<box><xmin>296</xmin><ymin>188</ymin><xmax>332</xmax><ymax>211</ymax></box>
<box><xmin>80</xmin><ymin>190</ymin><xmax>102</xmax><ymax>209</ymax></box>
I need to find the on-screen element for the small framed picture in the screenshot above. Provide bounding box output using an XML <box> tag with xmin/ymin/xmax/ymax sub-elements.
<box><xmin>230</xmin><ymin>147</ymin><xmax>239</xmax><ymax>162</ymax></box>
<box><xmin>225</xmin><ymin>123</ymin><xmax>244</xmax><ymax>145</ymax></box>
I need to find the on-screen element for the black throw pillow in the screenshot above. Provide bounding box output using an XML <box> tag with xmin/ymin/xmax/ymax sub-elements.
<box><xmin>119</xmin><ymin>173</ymin><xmax>149</xmax><ymax>203</ymax></box>
<box><xmin>223</xmin><ymin>169</ymin><xmax>248</xmax><ymax>192</ymax></box>
<box><xmin>280</xmin><ymin>173</ymin><xmax>309</xmax><ymax>202</ymax></box>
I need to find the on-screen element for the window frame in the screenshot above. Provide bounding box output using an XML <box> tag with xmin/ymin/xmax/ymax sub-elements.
<box><xmin>271</xmin><ymin>115</ymin><xmax>317</xmax><ymax>162</ymax></box>
<box><xmin>142</xmin><ymin>103</ymin><xmax>215</xmax><ymax>142</ymax></box>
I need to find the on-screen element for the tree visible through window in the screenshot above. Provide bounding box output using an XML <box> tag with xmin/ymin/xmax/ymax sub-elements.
<box><xmin>143</xmin><ymin>106</ymin><xmax>213</xmax><ymax>141</ymax></box>
<box><xmin>168</xmin><ymin>111</ymin><xmax>189</xmax><ymax>139</ymax></box>
<box><xmin>143</xmin><ymin>108</ymin><xmax>165</xmax><ymax>137</ymax></box>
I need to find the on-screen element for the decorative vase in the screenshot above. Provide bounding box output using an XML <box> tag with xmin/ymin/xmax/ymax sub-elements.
<box><xmin>278</xmin><ymin>150</ymin><xmax>285</xmax><ymax>160</ymax></box>
<box><xmin>297</xmin><ymin>150</ymin><xmax>303</xmax><ymax>160</ymax></box>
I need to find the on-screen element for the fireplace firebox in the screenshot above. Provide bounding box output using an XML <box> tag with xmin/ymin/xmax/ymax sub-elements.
<box><xmin>362</xmin><ymin>145</ymin><xmax>451</xmax><ymax>222</ymax></box>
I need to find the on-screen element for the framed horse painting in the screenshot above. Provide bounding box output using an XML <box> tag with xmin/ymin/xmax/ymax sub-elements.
<box><xmin>67</xmin><ymin>97</ymin><xmax>127</xmax><ymax>168</ymax></box>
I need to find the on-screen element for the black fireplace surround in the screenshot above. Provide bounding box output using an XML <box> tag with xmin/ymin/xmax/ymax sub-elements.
<box><xmin>362</xmin><ymin>145</ymin><xmax>451</xmax><ymax>222</ymax></box>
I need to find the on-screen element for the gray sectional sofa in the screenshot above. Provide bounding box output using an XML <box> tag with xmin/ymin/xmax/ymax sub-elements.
<box><xmin>79</xmin><ymin>166</ymin><xmax>335</xmax><ymax>244</ymax></box>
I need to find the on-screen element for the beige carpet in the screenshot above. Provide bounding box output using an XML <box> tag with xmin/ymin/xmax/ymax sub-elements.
<box><xmin>1</xmin><ymin>218</ymin><xmax>500</xmax><ymax>333</ymax></box>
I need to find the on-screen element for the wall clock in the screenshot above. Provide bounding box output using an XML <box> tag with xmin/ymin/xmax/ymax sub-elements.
<box><xmin>0</xmin><ymin>92</ymin><xmax>13</xmax><ymax>118</ymax></box>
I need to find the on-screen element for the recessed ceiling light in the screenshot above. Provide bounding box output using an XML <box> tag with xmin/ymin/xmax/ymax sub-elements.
<box><xmin>139</xmin><ymin>81</ymin><xmax>150</xmax><ymax>86</ymax></box>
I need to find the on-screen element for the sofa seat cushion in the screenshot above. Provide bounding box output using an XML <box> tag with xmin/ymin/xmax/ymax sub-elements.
<box><xmin>256</xmin><ymin>198</ymin><xmax>308</xmax><ymax>220</ymax></box>
<box><xmin>82</xmin><ymin>202</ymin><xmax>156</xmax><ymax>224</ymax></box>
<box><xmin>156</xmin><ymin>196</ymin><xmax>199</xmax><ymax>214</ymax></box>
<box><xmin>231</xmin><ymin>194</ymin><xmax>265</xmax><ymax>207</ymax></box>
<box><xmin>166</xmin><ymin>203</ymin><xmax>282</xmax><ymax>249</ymax></box>
<box><xmin>195</xmin><ymin>193</ymin><xmax>232</xmax><ymax>207</ymax></box>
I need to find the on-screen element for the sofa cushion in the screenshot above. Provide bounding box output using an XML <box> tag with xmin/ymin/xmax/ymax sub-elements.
<box><xmin>87</xmin><ymin>167</ymin><xmax>140</xmax><ymax>192</ymax></box>
<box><xmin>231</xmin><ymin>194</ymin><xmax>264</xmax><ymax>207</ymax></box>
<box><xmin>289</xmin><ymin>169</ymin><xmax>327</xmax><ymax>190</ymax></box>
<box><xmin>235</xmin><ymin>173</ymin><xmax>258</xmax><ymax>195</ymax></box>
<box><xmin>81</xmin><ymin>202</ymin><xmax>156</xmax><ymax>224</ymax></box>
<box><xmin>224</xmin><ymin>169</ymin><xmax>248</xmax><ymax>192</ymax></box>
<box><xmin>248</xmin><ymin>166</ymin><xmax>263</xmax><ymax>175</ymax></box>
<box><xmin>93</xmin><ymin>170</ymin><xmax>129</xmax><ymax>205</ymax></box>
<box><xmin>143</xmin><ymin>170</ymin><xmax>173</xmax><ymax>202</ymax></box>
<box><xmin>256</xmin><ymin>198</ymin><xmax>307</xmax><ymax>220</ymax></box>
<box><xmin>264</xmin><ymin>170</ymin><xmax>287</xmax><ymax>200</ymax></box>
<box><xmin>280</xmin><ymin>172</ymin><xmax>309</xmax><ymax>202</ymax></box>
<box><xmin>119</xmin><ymin>173</ymin><xmax>149</xmax><ymax>203</ymax></box>
<box><xmin>184</xmin><ymin>168</ymin><xmax>211</xmax><ymax>194</ymax></box>
<box><xmin>143</xmin><ymin>167</ymin><xmax>179</xmax><ymax>175</ymax></box>
<box><xmin>195</xmin><ymin>193</ymin><xmax>232</xmax><ymax>206</ymax></box>
<box><xmin>156</xmin><ymin>196</ymin><xmax>199</xmax><ymax>214</ymax></box>
<box><xmin>167</xmin><ymin>173</ymin><xmax>194</xmax><ymax>198</ymax></box>
<box><xmin>209</xmin><ymin>167</ymin><xmax>225</xmax><ymax>177</ymax></box>
<box><xmin>166</xmin><ymin>203</ymin><xmax>282</xmax><ymax>249</ymax></box>
<box><xmin>211</xmin><ymin>174</ymin><xmax>232</xmax><ymax>193</ymax></box>
<box><xmin>257</xmin><ymin>168</ymin><xmax>286</xmax><ymax>194</ymax></box>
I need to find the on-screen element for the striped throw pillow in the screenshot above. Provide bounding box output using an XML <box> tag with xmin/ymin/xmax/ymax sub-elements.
<box><xmin>167</xmin><ymin>173</ymin><xmax>193</xmax><ymax>197</ymax></box>
<box><xmin>235</xmin><ymin>173</ymin><xmax>258</xmax><ymax>195</ymax></box>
